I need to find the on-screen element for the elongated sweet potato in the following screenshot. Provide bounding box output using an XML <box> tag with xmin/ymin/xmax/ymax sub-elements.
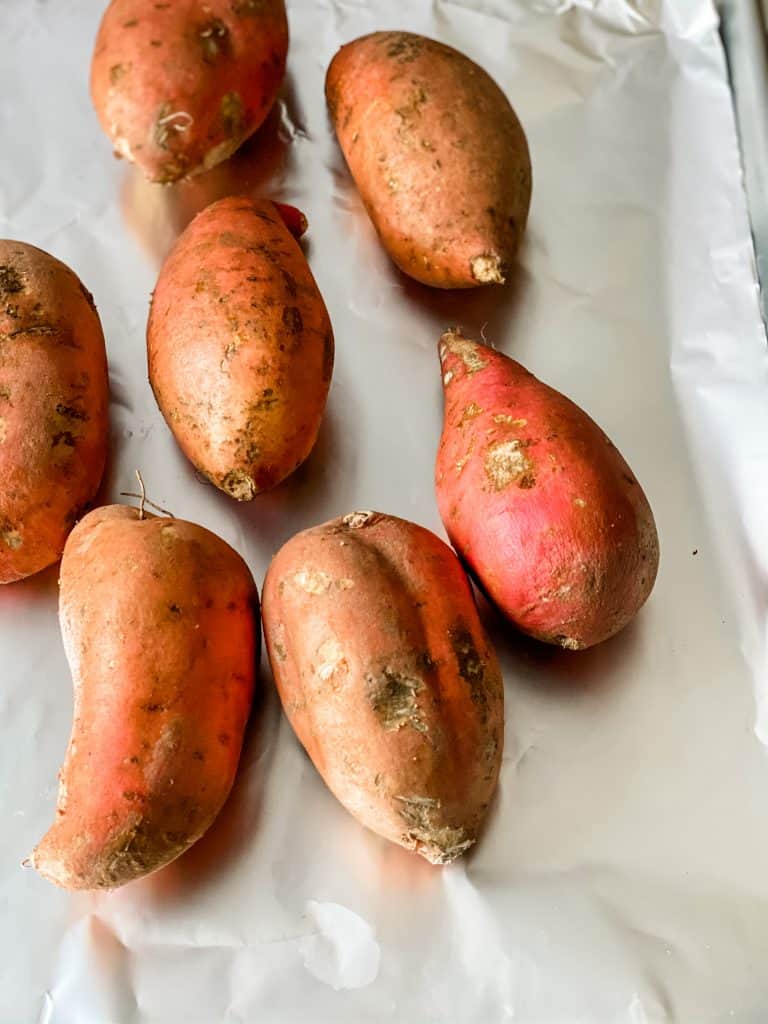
<box><xmin>326</xmin><ymin>31</ymin><xmax>532</xmax><ymax>288</ymax></box>
<box><xmin>91</xmin><ymin>0</ymin><xmax>288</xmax><ymax>183</ymax></box>
<box><xmin>30</xmin><ymin>504</ymin><xmax>258</xmax><ymax>890</ymax></box>
<box><xmin>262</xmin><ymin>510</ymin><xmax>504</xmax><ymax>864</ymax></box>
<box><xmin>0</xmin><ymin>241</ymin><xmax>108</xmax><ymax>584</ymax></box>
<box><xmin>148</xmin><ymin>197</ymin><xmax>334</xmax><ymax>500</ymax></box>
<box><xmin>436</xmin><ymin>330</ymin><xmax>659</xmax><ymax>649</ymax></box>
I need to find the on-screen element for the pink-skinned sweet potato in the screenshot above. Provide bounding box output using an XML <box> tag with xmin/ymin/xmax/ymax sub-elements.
<box><xmin>436</xmin><ymin>330</ymin><xmax>659</xmax><ymax>649</ymax></box>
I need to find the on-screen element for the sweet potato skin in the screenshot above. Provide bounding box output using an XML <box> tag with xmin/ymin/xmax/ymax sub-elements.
<box><xmin>147</xmin><ymin>197</ymin><xmax>334</xmax><ymax>500</ymax></box>
<box><xmin>436</xmin><ymin>331</ymin><xmax>659</xmax><ymax>649</ymax></box>
<box><xmin>90</xmin><ymin>0</ymin><xmax>288</xmax><ymax>183</ymax></box>
<box><xmin>262</xmin><ymin>510</ymin><xmax>504</xmax><ymax>864</ymax></box>
<box><xmin>0</xmin><ymin>241</ymin><xmax>108</xmax><ymax>584</ymax></box>
<box><xmin>326</xmin><ymin>30</ymin><xmax>532</xmax><ymax>289</ymax></box>
<box><xmin>30</xmin><ymin>504</ymin><xmax>258</xmax><ymax>890</ymax></box>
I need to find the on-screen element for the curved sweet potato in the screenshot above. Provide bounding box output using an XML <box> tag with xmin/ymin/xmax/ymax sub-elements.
<box><xmin>326</xmin><ymin>30</ymin><xmax>532</xmax><ymax>288</ymax></box>
<box><xmin>0</xmin><ymin>241</ymin><xmax>108</xmax><ymax>584</ymax></box>
<box><xmin>436</xmin><ymin>330</ymin><xmax>659</xmax><ymax>649</ymax></box>
<box><xmin>262</xmin><ymin>510</ymin><xmax>504</xmax><ymax>864</ymax></box>
<box><xmin>91</xmin><ymin>0</ymin><xmax>288</xmax><ymax>183</ymax></box>
<box><xmin>147</xmin><ymin>197</ymin><xmax>334</xmax><ymax>500</ymax></box>
<box><xmin>30</xmin><ymin>504</ymin><xmax>258</xmax><ymax>890</ymax></box>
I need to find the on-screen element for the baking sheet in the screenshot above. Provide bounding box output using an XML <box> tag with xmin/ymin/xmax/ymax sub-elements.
<box><xmin>3</xmin><ymin>0</ymin><xmax>768</xmax><ymax>1021</ymax></box>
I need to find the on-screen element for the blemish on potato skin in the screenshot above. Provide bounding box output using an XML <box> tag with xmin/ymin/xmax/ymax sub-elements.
<box><xmin>281</xmin><ymin>305</ymin><xmax>303</xmax><ymax>334</ymax></box>
<box><xmin>109</xmin><ymin>63</ymin><xmax>129</xmax><ymax>86</ymax></box>
<box><xmin>494</xmin><ymin>414</ymin><xmax>526</xmax><ymax>427</ymax></box>
<box><xmin>459</xmin><ymin>402</ymin><xmax>482</xmax><ymax>426</ymax></box>
<box><xmin>221</xmin><ymin>469</ymin><xmax>256</xmax><ymax>501</ymax></box>
<box><xmin>342</xmin><ymin>510</ymin><xmax>378</xmax><ymax>530</ymax></box>
<box><xmin>0</xmin><ymin>523</ymin><xmax>22</xmax><ymax>550</ymax></box>
<box><xmin>448</xmin><ymin>626</ymin><xmax>489</xmax><ymax>717</ymax></box>
<box><xmin>51</xmin><ymin>431</ymin><xmax>76</xmax><ymax>449</ymax></box>
<box><xmin>0</xmin><ymin>417</ymin><xmax>5</xmax><ymax>444</ymax></box>
<box><xmin>292</xmin><ymin>569</ymin><xmax>354</xmax><ymax>594</ymax></box>
<box><xmin>366</xmin><ymin>669</ymin><xmax>426</xmax><ymax>733</ymax></box>
<box><xmin>439</xmin><ymin>331</ymin><xmax>488</xmax><ymax>373</ymax></box>
<box><xmin>198</xmin><ymin>18</ymin><xmax>230</xmax><ymax>62</ymax></box>
<box><xmin>484</xmin><ymin>439</ymin><xmax>535</xmax><ymax>491</ymax></box>
<box><xmin>0</xmin><ymin>266</ymin><xmax>23</xmax><ymax>295</ymax></box>
<box><xmin>221</xmin><ymin>91</ymin><xmax>244</xmax><ymax>138</ymax></box>
<box><xmin>395</xmin><ymin>794</ymin><xmax>473</xmax><ymax>863</ymax></box>
<box><xmin>315</xmin><ymin>637</ymin><xmax>348</xmax><ymax>682</ymax></box>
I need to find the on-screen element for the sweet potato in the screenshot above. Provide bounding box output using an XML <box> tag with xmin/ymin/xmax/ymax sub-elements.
<box><xmin>30</xmin><ymin>504</ymin><xmax>258</xmax><ymax>890</ymax></box>
<box><xmin>436</xmin><ymin>330</ymin><xmax>659</xmax><ymax>649</ymax></box>
<box><xmin>147</xmin><ymin>197</ymin><xmax>334</xmax><ymax>500</ymax></box>
<box><xmin>0</xmin><ymin>242</ymin><xmax>108</xmax><ymax>585</ymax></box>
<box><xmin>262</xmin><ymin>510</ymin><xmax>504</xmax><ymax>864</ymax></box>
<box><xmin>326</xmin><ymin>30</ymin><xmax>532</xmax><ymax>289</ymax></box>
<box><xmin>90</xmin><ymin>0</ymin><xmax>288</xmax><ymax>183</ymax></box>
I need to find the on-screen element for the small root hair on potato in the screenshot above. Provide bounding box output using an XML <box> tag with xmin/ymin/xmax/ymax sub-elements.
<box><xmin>120</xmin><ymin>471</ymin><xmax>174</xmax><ymax>518</ymax></box>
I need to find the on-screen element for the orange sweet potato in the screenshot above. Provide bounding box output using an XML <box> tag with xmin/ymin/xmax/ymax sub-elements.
<box><xmin>326</xmin><ymin>31</ymin><xmax>532</xmax><ymax>288</ymax></box>
<box><xmin>90</xmin><ymin>0</ymin><xmax>288</xmax><ymax>183</ymax></box>
<box><xmin>30</xmin><ymin>504</ymin><xmax>258</xmax><ymax>890</ymax></box>
<box><xmin>0</xmin><ymin>242</ymin><xmax>108</xmax><ymax>584</ymax></box>
<box><xmin>436</xmin><ymin>330</ymin><xmax>660</xmax><ymax>649</ymax></box>
<box><xmin>147</xmin><ymin>197</ymin><xmax>334</xmax><ymax>500</ymax></box>
<box><xmin>262</xmin><ymin>510</ymin><xmax>504</xmax><ymax>864</ymax></box>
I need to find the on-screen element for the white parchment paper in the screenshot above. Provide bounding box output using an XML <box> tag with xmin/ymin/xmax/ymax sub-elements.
<box><xmin>2</xmin><ymin>1</ymin><xmax>768</xmax><ymax>1021</ymax></box>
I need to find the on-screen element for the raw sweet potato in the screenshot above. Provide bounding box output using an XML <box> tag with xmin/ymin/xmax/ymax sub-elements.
<box><xmin>147</xmin><ymin>197</ymin><xmax>334</xmax><ymax>500</ymax></box>
<box><xmin>30</xmin><ymin>504</ymin><xmax>258</xmax><ymax>890</ymax></box>
<box><xmin>326</xmin><ymin>30</ymin><xmax>532</xmax><ymax>289</ymax></box>
<box><xmin>262</xmin><ymin>510</ymin><xmax>504</xmax><ymax>864</ymax></box>
<box><xmin>90</xmin><ymin>0</ymin><xmax>288</xmax><ymax>183</ymax></box>
<box><xmin>0</xmin><ymin>241</ymin><xmax>108</xmax><ymax>585</ymax></box>
<box><xmin>436</xmin><ymin>330</ymin><xmax>659</xmax><ymax>649</ymax></box>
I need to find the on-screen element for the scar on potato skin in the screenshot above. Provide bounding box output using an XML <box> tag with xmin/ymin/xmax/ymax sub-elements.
<box><xmin>366</xmin><ymin>669</ymin><xmax>426</xmax><ymax>733</ymax></box>
<box><xmin>439</xmin><ymin>331</ymin><xmax>488</xmax><ymax>374</ymax></box>
<box><xmin>221</xmin><ymin>469</ymin><xmax>256</xmax><ymax>501</ymax></box>
<box><xmin>0</xmin><ymin>522</ymin><xmax>22</xmax><ymax>550</ymax></box>
<box><xmin>0</xmin><ymin>266</ymin><xmax>23</xmax><ymax>295</ymax></box>
<box><xmin>449</xmin><ymin>626</ymin><xmax>489</xmax><ymax>716</ymax></box>
<box><xmin>395</xmin><ymin>795</ymin><xmax>473</xmax><ymax>864</ymax></box>
<box><xmin>484</xmin><ymin>439</ymin><xmax>535</xmax><ymax>491</ymax></box>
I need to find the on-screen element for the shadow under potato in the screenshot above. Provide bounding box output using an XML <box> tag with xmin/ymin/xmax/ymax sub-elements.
<box><xmin>475</xmin><ymin>585</ymin><xmax>643</xmax><ymax>697</ymax></box>
<box><xmin>120</xmin><ymin>97</ymin><xmax>293</xmax><ymax>269</ymax></box>
<box><xmin>396</xmin><ymin>246</ymin><xmax>533</xmax><ymax>354</ymax></box>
